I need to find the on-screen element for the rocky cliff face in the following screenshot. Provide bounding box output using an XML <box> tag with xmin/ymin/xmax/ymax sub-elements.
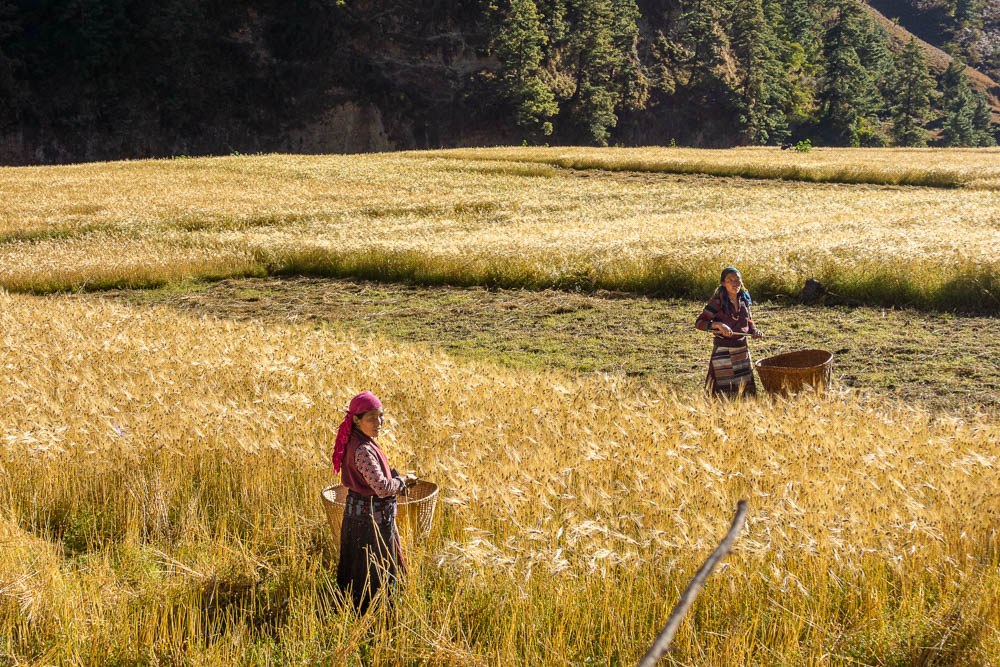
<box><xmin>0</xmin><ymin>0</ymin><xmax>509</xmax><ymax>164</ymax></box>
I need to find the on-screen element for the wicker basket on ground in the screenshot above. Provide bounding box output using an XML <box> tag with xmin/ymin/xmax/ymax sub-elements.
<box><xmin>321</xmin><ymin>481</ymin><xmax>439</xmax><ymax>547</ymax></box>
<box><xmin>755</xmin><ymin>349</ymin><xmax>834</xmax><ymax>394</ymax></box>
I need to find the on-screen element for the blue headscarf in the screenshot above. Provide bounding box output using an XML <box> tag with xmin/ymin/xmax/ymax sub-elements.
<box><xmin>716</xmin><ymin>267</ymin><xmax>752</xmax><ymax>315</ymax></box>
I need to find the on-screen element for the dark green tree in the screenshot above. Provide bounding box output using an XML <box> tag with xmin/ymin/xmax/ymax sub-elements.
<box><xmin>889</xmin><ymin>38</ymin><xmax>935</xmax><ymax>147</ymax></box>
<box><xmin>940</xmin><ymin>62</ymin><xmax>976</xmax><ymax>146</ymax></box>
<box><xmin>953</xmin><ymin>0</ymin><xmax>982</xmax><ymax>30</ymax></box>
<box><xmin>730</xmin><ymin>0</ymin><xmax>788</xmax><ymax>143</ymax></box>
<box><xmin>560</xmin><ymin>0</ymin><xmax>640</xmax><ymax>145</ymax></box>
<box><xmin>819</xmin><ymin>0</ymin><xmax>891</xmax><ymax>145</ymax></box>
<box><xmin>820</xmin><ymin>0</ymin><xmax>868</xmax><ymax>144</ymax></box>
<box><xmin>608</xmin><ymin>0</ymin><xmax>647</xmax><ymax>112</ymax></box>
<box><xmin>535</xmin><ymin>0</ymin><xmax>568</xmax><ymax>42</ymax></box>
<box><xmin>495</xmin><ymin>0</ymin><xmax>559</xmax><ymax>137</ymax></box>
<box><xmin>677</xmin><ymin>0</ymin><xmax>724</xmax><ymax>87</ymax></box>
<box><xmin>988</xmin><ymin>45</ymin><xmax>1000</xmax><ymax>79</ymax></box>
<box><xmin>767</xmin><ymin>0</ymin><xmax>820</xmax><ymax>130</ymax></box>
<box><xmin>971</xmin><ymin>92</ymin><xmax>996</xmax><ymax>147</ymax></box>
<box><xmin>779</xmin><ymin>0</ymin><xmax>821</xmax><ymax>58</ymax></box>
<box><xmin>567</xmin><ymin>0</ymin><xmax>616</xmax><ymax>145</ymax></box>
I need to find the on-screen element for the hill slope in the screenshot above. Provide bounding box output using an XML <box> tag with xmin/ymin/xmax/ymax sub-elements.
<box><xmin>864</xmin><ymin>0</ymin><xmax>1000</xmax><ymax>116</ymax></box>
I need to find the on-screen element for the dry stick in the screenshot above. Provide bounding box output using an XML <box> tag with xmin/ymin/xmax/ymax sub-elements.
<box><xmin>637</xmin><ymin>500</ymin><xmax>749</xmax><ymax>667</ymax></box>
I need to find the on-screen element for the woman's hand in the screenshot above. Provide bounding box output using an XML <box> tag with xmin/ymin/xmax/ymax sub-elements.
<box><xmin>751</xmin><ymin>330</ymin><xmax>765</xmax><ymax>339</ymax></box>
<box><xmin>397</xmin><ymin>473</ymin><xmax>417</xmax><ymax>496</ymax></box>
<box><xmin>712</xmin><ymin>323</ymin><xmax>733</xmax><ymax>337</ymax></box>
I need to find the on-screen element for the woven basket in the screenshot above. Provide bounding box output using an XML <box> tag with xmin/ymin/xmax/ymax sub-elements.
<box><xmin>321</xmin><ymin>481</ymin><xmax>439</xmax><ymax>547</ymax></box>
<box><xmin>755</xmin><ymin>349</ymin><xmax>834</xmax><ymax>394</ymax></box>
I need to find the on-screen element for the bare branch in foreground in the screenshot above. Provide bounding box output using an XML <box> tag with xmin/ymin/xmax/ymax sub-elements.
<box><xmin>638</xmin><ymin>500</ymin><xmax>749</xmax><ymax>667</ymax></box>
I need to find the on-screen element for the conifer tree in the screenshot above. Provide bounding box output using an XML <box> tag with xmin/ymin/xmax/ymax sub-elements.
<box><xmin>730</xmin><ymin>0</ymin><xmax>788</xmax><ymax>143</ymax></box>
<box><xmin>562</xmin><ymin>0</ymin><xmax>639</xmax><ymax>145</ymax></box>
<box><xmin>608</xmin><ymin>0</ymin><xmax>647</xmax><ymax>112</ymax></box>
<box><xmin>535</xmin><ymin>0</ymin><xmax>568</xmax><ymax>47</ymax></box>
<box><xmin>988</xmin><ymin>46</ymin><xmax>1000</xmax><ymax>78</ymax></box>
<box><xmin>940</xmin><ymin>62</ymin><xmax>976</xmax><ymax>146</ymax></box>
<box><xmin>954</xmin><ymin>0</ymin><xmax>982</xmax><ymax>31</ymax></box>
<box><xmin>855</xmin><ymin>12</ymin><xmax>894</xmax><ymax>101</ymax></box>
<box><xmin>678</xmin><ymin>0</ymin><xmax>724</xmax><ymax>87</ymax></box>
<box><xmin>496</xmin><ymin>0</ymin><xmax>559</xmax><ymax>137</ymax></box>
<box><xmin>971</xmin><ymin>92</ymin><xmax>996</xmax><ymax>146</ymax></box>
<box><xmin>889</xmin><ymin>38</ymin><xmax>935</xmax><ymax>147</ymax></box>
<box><xmin>820</xmin><ymin>0</ymin><xmax>869</xmax><ymax>144</ymax></box>
<box><xmin>779</xmin><ymin>0</ymin><xmax>821</xmax><ymax>58</ymax></box>
<box><xmin>768</xmin><ymin>0</ymin><xmax>819</xmax><ymax>130</ymax></box>
<box><xmin>819</xmin><ymin>0</ymin><xmax>890</xmax><ymax>145</ymax></box>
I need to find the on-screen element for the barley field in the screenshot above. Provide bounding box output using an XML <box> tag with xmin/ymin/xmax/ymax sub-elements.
<box><xmin>1</xmin><ymin>292</ymin><xmax>998</xmax><ymax>664</ymax></box>
<box><xmin>1</xmin><ymin>148</ymin><xmax>999</xmax><ymax>309</ymax></box>
<box><xmin>434</xmin><ymin>145</ymin><xmax>1000</xmax><ymax>188</ymax></box>
<box><xmin>2</xmin><ymin>148</ymin><xmax>1000</xmax><ymax>664</ymax></box>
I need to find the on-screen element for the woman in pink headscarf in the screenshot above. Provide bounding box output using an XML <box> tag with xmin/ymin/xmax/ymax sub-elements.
<box><xmin>332</xmin><ymin>391</ymin><xmax>416</xmax><ymax>613</ymax></box>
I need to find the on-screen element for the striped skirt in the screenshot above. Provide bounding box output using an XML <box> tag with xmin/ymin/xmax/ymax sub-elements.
<box><xmin>706</xmin><ymin>342</ymin><xmax>757</xmax><ymax>396</ymax></box>
<box><xmin>337</xmin><ymin>491</ymin><xmax>407</xmax><ymax>614</ymax></box>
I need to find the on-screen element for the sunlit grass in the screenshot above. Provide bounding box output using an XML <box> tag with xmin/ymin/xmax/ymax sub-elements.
<box><xmin>432</xmin><ymin>145</ymin><xmax>1000</xmax><ymax>188</ymax></box>
<box><xmin>1</xmin><ymin>293</ymin><xmax>997</xmax><ymax>663</ymax></box>
<box><xmin>1</xmin><ymin>148</ymin><xmax>999</xmax><ymax>308</ymax></box>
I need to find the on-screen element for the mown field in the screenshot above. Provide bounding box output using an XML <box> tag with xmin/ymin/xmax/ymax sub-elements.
<box><xmin>1</xmin><ymin>147</ymin><xmax>999</xmax><ymax>309</ymax></box>
<box><xmin>100</xmin><ymin>276</ymin><xmax>1000</xmax><ymax>414</ymax></box>
<box><xmin>1</xmin><ymin>148</ymin><xmax>999</xmax><ymax>665</ymax></box>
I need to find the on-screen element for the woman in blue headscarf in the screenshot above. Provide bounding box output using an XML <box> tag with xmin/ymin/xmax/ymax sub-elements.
<box><xmin>695</xmin><ymin>267</ymin><xmax>764</xmax><ymax>396</ymax></box>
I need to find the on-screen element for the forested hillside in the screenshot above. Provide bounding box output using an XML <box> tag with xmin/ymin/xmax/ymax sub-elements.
<box><xmin>867</xmin><ymin>0</ymin><xmax>1000</xmax><ymax>80</ymax></box>
<box><xmin>0</xmin><ymin>0</ymin><xmax>996</xmax><ymax>164</ymax></box>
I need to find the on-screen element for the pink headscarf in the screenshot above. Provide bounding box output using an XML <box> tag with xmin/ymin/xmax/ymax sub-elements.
<box><xmin>332</xmin><ymin>391</ymin><xmax>383</xmax><ymax>473</ymax></box>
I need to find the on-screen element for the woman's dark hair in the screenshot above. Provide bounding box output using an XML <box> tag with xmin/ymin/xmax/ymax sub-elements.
<box><xmin>715</xmin><ymin>267</ymin><xmax>752</xmax><ymax>315</ymax></box>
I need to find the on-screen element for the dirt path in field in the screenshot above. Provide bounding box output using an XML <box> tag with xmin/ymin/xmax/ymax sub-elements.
<box><xmin>90</xmin><ymin>277</ymin><xmax>999</xmax><ymax>413</ymax></box>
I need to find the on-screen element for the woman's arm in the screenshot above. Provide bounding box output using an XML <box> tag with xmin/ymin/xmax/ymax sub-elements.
<box><xmin>695</xmin><ymin>296</ymin><xmax>722</xmax><ymax>331</ymax></box>
<box><xmin>355</xmin><ymin>443</ymin><xmax>405</xmax><ymax>498</ymax></box>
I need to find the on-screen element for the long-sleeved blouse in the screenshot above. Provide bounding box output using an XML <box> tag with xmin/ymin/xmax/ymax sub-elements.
<box><xmin>695</xmin><ymin>293</ymin><xmax>759</xmax><ymax>345</ymax></box>
<box><xmin>354</xmin><ymin>440</ymin><xmax>406</xmax><ymax>498</ymax></box>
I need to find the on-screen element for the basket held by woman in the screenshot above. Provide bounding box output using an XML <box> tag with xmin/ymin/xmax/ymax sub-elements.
<box><xmin>322</xmin><ymin>479</ymin><xmax>439</xmax><ymax>548</ymax></box>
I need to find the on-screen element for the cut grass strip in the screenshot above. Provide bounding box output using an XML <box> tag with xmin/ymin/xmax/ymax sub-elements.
<box><xmin>427</xmin><ymin>146</ymin><xmax>1000</xmax><ymax>188</ymax></box>
<box><xmin>99</xmin><ymin>276</ymin><xmax>1000</xmax><ymax>414</ymax></box>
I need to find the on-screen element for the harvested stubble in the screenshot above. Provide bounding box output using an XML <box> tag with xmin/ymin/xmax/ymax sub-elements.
<box><xmin>1</xmin><ymin>150</ymin><xmax>1000</xmax><ymax>308</ymax></box>
<box><xmin>0</xmin><ymin>292</ymin><xmax>998</xmax><ymax>664</ymax></box>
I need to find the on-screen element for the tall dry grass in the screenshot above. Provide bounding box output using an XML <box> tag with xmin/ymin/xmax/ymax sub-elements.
<box><xmin>432</xmin><ymin>146</ymin><xmax>1000</xmax><ymax>189</ymax></box>
<box><xmin>1</xmin><ymin>292</ymin><xmax>997</xmax><ymax>664</ymax></box>
<box><xmin>1</xmin><ymin>150</ymin><xmax>999</xmax><ymax>308</ymax></box>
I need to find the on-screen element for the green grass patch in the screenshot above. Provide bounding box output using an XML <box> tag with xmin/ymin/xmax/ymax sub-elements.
<box><xmin>101</xmin><ymin>276</ymin><xmax>1000</xmax><ymax>414</ymax></box>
